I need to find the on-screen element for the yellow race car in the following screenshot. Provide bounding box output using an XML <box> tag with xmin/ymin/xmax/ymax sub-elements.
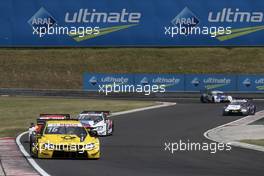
<box><xmin>30</xmin><ymin>120</ymin><xmax>100</xmax><ymax>159</ymax></box>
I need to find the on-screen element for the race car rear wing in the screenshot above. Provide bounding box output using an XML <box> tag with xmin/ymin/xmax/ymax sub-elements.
<box><xmin>37</xmin><ymin>114</ymin><xmax>71</xmax><ymax>124</ymax></box>
<box><xmin>80</xmin><ymin>111</ymin><xmax>111</xmax><ymax>116</ymax></box>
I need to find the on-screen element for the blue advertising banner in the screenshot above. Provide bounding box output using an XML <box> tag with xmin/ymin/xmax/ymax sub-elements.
<box><xmin>184</xmin><ymin>74</ymin><xmax>237</xmax><ymax>91</ymax></box>
<box><xmin>83</xmin><ymin>73</ymin><xmax>134</xmax><ymax>91</ymax></box>
<box><xmin>134</xmin><ymin>74</ymin><xmax>184</xmax><ymax>92</ymax></box>
<box><xmin>84</xmin><ymin>73</ymin><xmax>264</xmax><ymax>92</ymax></box>
<box><xmin>0</xmin><ymin>0</ymin><xmax>263</xmax><ymax>46</ymax></box>
<box><xmin>238</xmin><ymin>75</ymin><xmax>264</xmax><ymax>92</ymax></box>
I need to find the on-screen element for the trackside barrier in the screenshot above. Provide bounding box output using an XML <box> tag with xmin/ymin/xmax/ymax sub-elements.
<box><xmin>83</xmin><ymin>73</ymin><xmax>264</xmax><ymax>92</ymax></box>
<box><xmin>1</xmin><ymin>0</ymin><xmax>264</xmax><ymax>46</ymax></box>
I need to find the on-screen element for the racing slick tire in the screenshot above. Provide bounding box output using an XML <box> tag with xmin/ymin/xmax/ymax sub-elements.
<box><xmin>200</xmin><ymin>96</ymin><xmax>207</xmax><ymax>103</ymax></box>
<box><xmin>29</xmin><ymin>136</ymin><xmax>38</xmax><ymax>158</ymax></box>
<box><xmin>250</xmin><ymin>107</ymin><xmax>256</xmax><ymax>115</ymax></box>
<box><xmin>30</xmin><ymin>143</ymin><xmax>38</xmax><ymax>158</ymax></box>
<box><xmin>110</xmin><ymin>123</ymin><xmax>114</xmax><ymax>136</ymax></box>
<box><xmin>212</xmin><ymin>97</ymin><xmax>215</xmax><ymax>103</ymax></box>
<box><xmin>107</xmin><ymin>123</ymin><xmax>114</xmax><ymax>136</ymax></box>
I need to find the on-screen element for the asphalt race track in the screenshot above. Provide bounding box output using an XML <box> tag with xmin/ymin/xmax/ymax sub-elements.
<box><xmin>20</xmin><ymin>102</ymin><xmax>264</xmax><ymax>176</ymax></box>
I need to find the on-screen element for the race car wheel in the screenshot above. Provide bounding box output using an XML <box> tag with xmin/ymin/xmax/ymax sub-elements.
<box><xmin>30</xmin><ymin>142</ymin><xmax>38</xmax><ymax>158</ymax></box>
<box><xmin>110</xmin><ymin>123</ymin><xmax>114</xmax><ymax>135</ymax></box>
<box><xmin>200</xmin><ymin>96</ymin><xmax>207</xmax><ymax>103</ymax></box>
<box><xmin>212</xmin><ymin>97</ymin><xmax>215</xmax><ymax>103</ymax></box>
<box><xmin>107</xmin><ymin>123</ymin><xmax>114</xmax><ymax>136</ymax></box>
<box><xmin>30</xmin><ymin>144</ymin><xmax>36</xmax><ymax>158</ymax></box>
<box><xmin>251</xmin><ymin>107</ymin><xmax>256</xmax><ymax>115</ymax></box>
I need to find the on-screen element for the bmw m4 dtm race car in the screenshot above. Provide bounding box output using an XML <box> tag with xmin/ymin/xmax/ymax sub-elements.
<box><xmin>30</xmin><ymin>119</ymin><xmax>100</xmax><ymax>159</ymax></box>
<box><xmin>222</xmin><ymin>99</ymin><xmax>256</xmax><ymax>116</ymax></box>
<box><xmin>77</xmin><ymin>111</ymin><xmax>114</xmax><ymax>136</ymax></box>
<box><xmin>200</xmin><ymin>90</ymin><xmax>232</xmax><ymax>103</ymax></box>
<box><xmin>29</xmin><ymin>114</ymin><xmax>71</xmax><ymax>142</ymax></box>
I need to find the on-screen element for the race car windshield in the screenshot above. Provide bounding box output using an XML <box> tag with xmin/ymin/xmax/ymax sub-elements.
<box><xmin>78</xmin><ymin>115</ymin><xmax>103</xmax><ymax>123</ymax></box>
<box><xmin>44</xmin><ymin>126</ymin><xmax>87</xmax><ymax>137</ymax></box>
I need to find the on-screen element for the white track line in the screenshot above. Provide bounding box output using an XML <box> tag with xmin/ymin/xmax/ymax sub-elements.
<box><xmin>204</xmin><ymin>110</ymin><xmax>264</xmax><ymax>152</ymax></box>
<box><xmin>16</xmin><ymin>132</ymin><xmax>51</xmax><ymax>176</ymax></box>
<box><xmin>111</xmin><ymin>102</ymin><xmax>176</xmax><ymax>117</ymax></box>
<box><xmin>16</xmin><ymin>101</ymin><xmax>176</xmax><ymax>176</ymax></box>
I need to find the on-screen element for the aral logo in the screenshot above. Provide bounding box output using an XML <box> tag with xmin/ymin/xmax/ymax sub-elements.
<box><xmin>89</xmin><ymin>76</ymin><xmax>97</xmax><ymax>85</ymax></box>
<box><xmin>171</xmin><ymin>7</ymin><xmax>199</xmax><ymax>29</ymax></box>
<box><xmin>28</xmin><ymin>7</ymin><xmax>56</xmax><ymax>33</ymax></box>
<box><xmin>243</xmin><ymin>78</ymin><xmax>251</xmax><ymax>87</ymax></box>
<box><xmin>140</xmin><ymin>77</ymin><xmax>149</xmax><ymax>85</ymax></box>
<box><xmin>191</xmin><ymin>78</ymin><xmax>200</xmax><ymax>87</ymax></box>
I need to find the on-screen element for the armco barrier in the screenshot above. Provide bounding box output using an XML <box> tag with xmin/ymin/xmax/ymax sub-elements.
<box><xmin>1</xmin><ymin>0</ymin><xmax>263</xmax><ymax>47</ymax></box>
<box><xmin>83</xmin><ymin>73</ymin><xmax>264</xmax><ymax>92</ymax></box>
<box><xmin>1</xmin><ymin>88</ymin><xmax>264</xmax><ymax>101</ymax></box>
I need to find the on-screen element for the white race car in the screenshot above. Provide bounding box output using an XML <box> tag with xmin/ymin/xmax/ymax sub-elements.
<box><xmin>223</xmin><ymin>99</ymin><xmax>256</xmax><ymax>116</ymax></box>
<box><xmin>200</xmin><ymin>90</ymin><xmax>232</xmax><ymax>103</ymax></box>
<box><xmin>77</xmin><ymin>111</ymin><xmax>114</xmax><ymax>136</ymax></box>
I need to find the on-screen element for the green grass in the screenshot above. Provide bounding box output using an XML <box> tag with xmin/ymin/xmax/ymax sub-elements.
<box><xmin>241</xmin><ymin>139</ymin><xmax>264</xmax><ymax>147</ymax></box>
<box><xmin>0</xmin><ymin>48</ymin><xmax>263</xmax><ymax>89</ymax></box>
<box><xmin>0</xmin><ymin>96</ymin><xmax>156</xmax><ymax>137</ymax></box>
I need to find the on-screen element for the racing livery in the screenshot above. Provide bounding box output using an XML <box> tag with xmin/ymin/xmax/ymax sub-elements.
<box><xmin>29</xmin><ymin>114</ymin><xmax>70</xmax><ymax>142</ymax></box>
<box><xmin>200</xmin><ymin>90</ymin><xmax>232</xmax><ymax>103</ymax></box>
<box><xmin>30</xmin><ymin>120</ymin><xmax>100</xmax><ymax>159</ymax></box>
<box><xmin>77</xmin><ymin>111</ymin><xmax>114</xmax><ymax>136</ymax></box>
<box><xmin>223</xmin><ymin>99</ymin><xmax>256</xmax><ymax>116</ymax></box>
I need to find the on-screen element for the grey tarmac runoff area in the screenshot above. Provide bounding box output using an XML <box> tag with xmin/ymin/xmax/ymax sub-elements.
<box><xmin>20</xmin><ymin>101</ymin><xmax>264</xmax><ymax>176</ymax></box>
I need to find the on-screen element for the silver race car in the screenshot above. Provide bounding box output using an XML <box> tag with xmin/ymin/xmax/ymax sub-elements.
<box><xmin>223</xmin><ymin>99</ymin><xmax>256</xmax><ymax>116</ymax></box>
<box><xmin>200</xmin><ymin>90</ymin><xmax>232</xmax><ymax>103</ymax></box>
<box><xmin>77</xmin><ymin>111</ymin><xmax>114</xmax><ymax>136</ymax></box>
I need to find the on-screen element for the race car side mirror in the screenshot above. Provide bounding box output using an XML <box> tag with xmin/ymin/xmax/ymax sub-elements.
<box><xmin>89</xmin><ymin>130</ymin><xmax>98</xmax><ymax>137</ymax></box>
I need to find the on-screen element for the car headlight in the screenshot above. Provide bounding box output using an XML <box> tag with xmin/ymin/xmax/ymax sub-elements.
<box><xmin>241</xmin><ymin>108</ymin><xmax>247</xmax><ymax>112</ymax></box>
<box><xmin>225</xmin><ymin>109</ymin><xmax>229</xmax><ymax>111</ymax></box>
<box><xmin>84</xmin><ymin>143</ymin><xmax>95</xmax><ymax>150</ymax></box>
<box><xmin>96</xmin><ymin>126</ymin><xmax>104</xmax><ymax>131</ymax></box>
